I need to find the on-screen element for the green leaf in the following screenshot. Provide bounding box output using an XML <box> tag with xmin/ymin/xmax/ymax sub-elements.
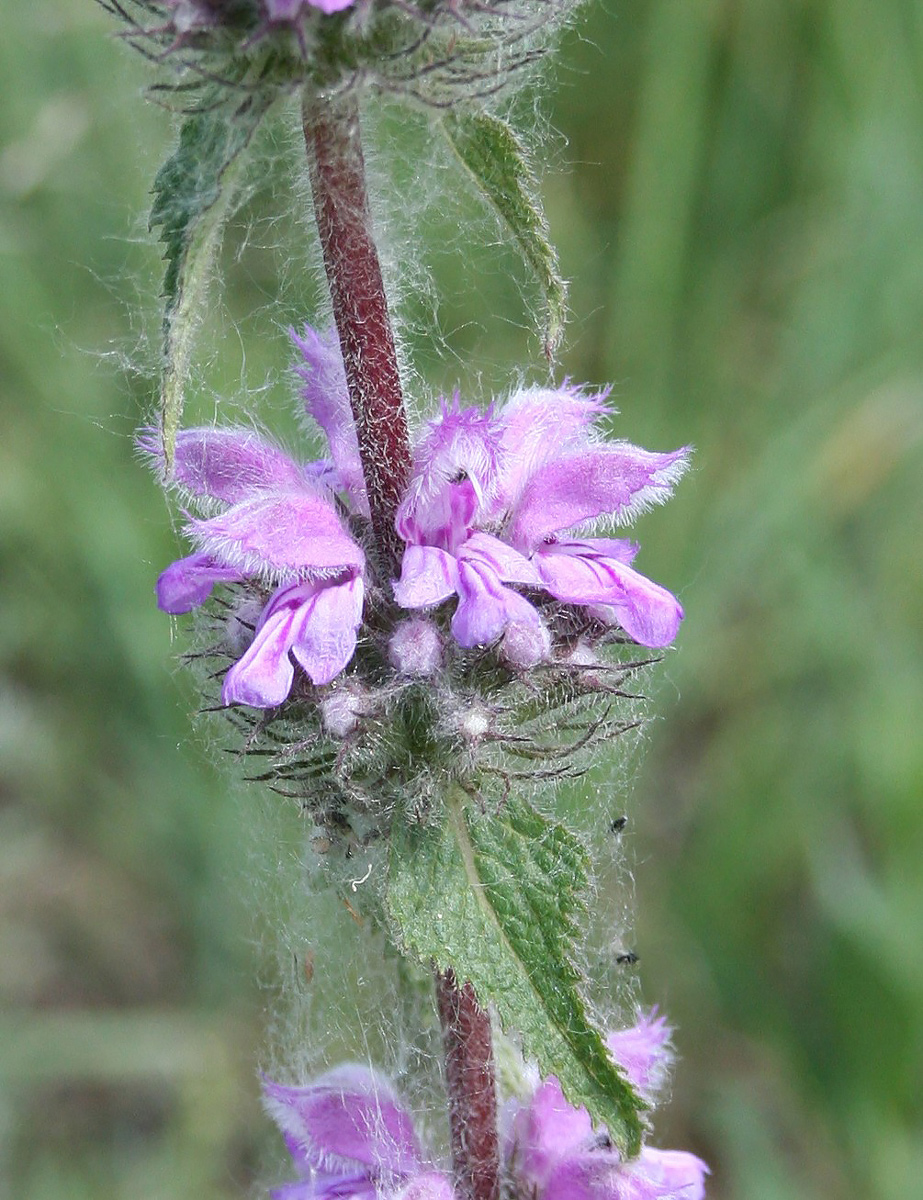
<box><xmin>387</xmin><ymin>789</ymin><xmax>646</xmax><ymax>1156</ymax></box>
<box><xmin>441</xmin><ymin>110</ymin><xmax>567</xmax><ymax>360</ymax></box>
<box><xmin>150</xmin><ymin>92</ymin><xmax>269</xmax><ymax>471</ymax></box>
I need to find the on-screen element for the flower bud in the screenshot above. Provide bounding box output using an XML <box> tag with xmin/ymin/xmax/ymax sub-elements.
<box><xmin>501</xmin><ymin>618</ymin><xmax>551</xmax><ymax>669</ymax></box>
<box><xmin>388</xmin><ymin>618</ymin><xmax>443</xmax><ymax>678</ymax></box>
<box><xmin>458</xmin><ymin>702</ymin><xmax>492</xmax><ymax>743</ymax></box>
<box><xmin>321</xmin><ymin>684</ymin><xmax>368</xmax><ymax>738</ymax></box>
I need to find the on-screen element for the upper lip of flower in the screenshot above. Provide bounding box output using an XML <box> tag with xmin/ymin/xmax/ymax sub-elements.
<box><xmin>261</xmin><ymin>1065</ymin><xmax>435</xmax><ymax>1189</ymax></box>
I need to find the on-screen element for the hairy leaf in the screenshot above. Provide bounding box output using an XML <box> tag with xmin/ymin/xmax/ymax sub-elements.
<box><xmin>441</xmin><ymin>110</ymin><xmax>567</xmax><ymax>359</ymax></box>
<box><xmin>150</xmin><ymin>93</ymin><xmax>269</xmax><ymax>471</ymax></box>
<box><xmin>387</xmin><ymin>790</ymin><xmax>645</xmax><ymax>1156</ymax></box>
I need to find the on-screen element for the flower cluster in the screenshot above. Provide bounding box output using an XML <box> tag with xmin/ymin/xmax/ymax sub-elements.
<box><xmin>143</xmin><ymin>325</ymin><xmax>688</xmax><ymax>836</ymax></box>
<box><xmin>263</xmin><ymin>1013</ymin><xmax>708</xmax><ymax>1200</ymax></box>
<box><xmin>147</xmin><ymin>323</ymin><xmax>689</xmax><ymax>712</ymax></box>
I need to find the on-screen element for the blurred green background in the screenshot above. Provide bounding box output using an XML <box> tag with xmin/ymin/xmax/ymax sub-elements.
<box><xmin>2</xmin><ymin>1</ymin><xmax>922</xmax><ymax>1197</ymax></box>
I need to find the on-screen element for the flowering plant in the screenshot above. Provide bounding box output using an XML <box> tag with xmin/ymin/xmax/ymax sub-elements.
<box><xmin>107</xmin><ymin>0</ymin><xmax>709</xmax><ymax>1192</ymax></box>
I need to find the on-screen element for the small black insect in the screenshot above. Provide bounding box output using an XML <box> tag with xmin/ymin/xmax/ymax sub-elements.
<box><xmin>609</xmin><ymin>815</ymin><xmax>628</xmax><ymax>834</ymax></box>
<box><xmin>615</xmin><ymin>950</ymin><xmax>639</xmax><ymax>965</ymax></box>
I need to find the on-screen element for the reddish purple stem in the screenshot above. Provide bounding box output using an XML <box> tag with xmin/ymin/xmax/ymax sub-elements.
<box><xmin>305</xmin><ymin>92</ymin><xmax>500</xmax><ymax>1200</ymax></box>
<box><xmin>304</xmin><ymin>91</ymin><xmax>412</xmax><ymax>576</ymax></box>
<box><xmin>436</xmin><ymin>969</ymin><xmax>501</xmax><ymax>1200</ymax></box>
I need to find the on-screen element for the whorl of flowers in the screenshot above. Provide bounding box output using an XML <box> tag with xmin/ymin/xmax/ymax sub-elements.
<box><xmin>144</xmin><ymin>324</ymin><xmax>689</xmax><ymax>839</ymax></box>
<box><xmin>263</xmin><ymin>1012</ymin><xmax>708</xmax><ymax>1200</ymax></box>
<box><xmin>104</xmin><ymin>0</ymin><xmax>579</xmax><ymax>109</ymax></box>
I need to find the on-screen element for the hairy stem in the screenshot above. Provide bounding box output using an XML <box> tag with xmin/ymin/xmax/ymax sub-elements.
<box><xmin>304</xmin><ymin>88</ymin><xmax>411</xmax><ymax>577</ymax></box>
<box><xmin>436</xmin><ymin>969</ymin><xmax>501</xmax><ymax>1200</ymax></box>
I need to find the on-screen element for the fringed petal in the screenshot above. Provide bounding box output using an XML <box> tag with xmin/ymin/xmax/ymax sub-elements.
<box><xmin>629</xmin><ymin>1149</ymin><xmax>710</xmax><ymax>1200</ymax></box>
<box><xmin>493</xmin><ymin>385</ymin><xmax>609</xmax><ymax>516</ymax></box>
<box><xmin>510</xmin><ymin>1076</ymin><xmax>594</xmax><ymax>1190</ymax></box>
<box><xmin>221</xmin><ymin>582</ymin><xmax>325</xmax><ymax>708</ymax></box>
<box><xmin>139</xmin><ymin>426</ymin><xmax>307</xmax><ymax>505</ymax></box>
<box><xmin>585</xmin><ymin>575</ymin><xmax>683</xmax><ymax>648</ymax></box>
<box><xmin>188</xmin><ymin>491</ymin><xmax>364</xmax><ymax>579</ymax></box>
<box><xmin>222</xmin><ymin>575</ymin><xmax>362</xmax><ymax>705</ymax></box>
<box><xmin>531</xmin><ymin>544</ymin><xmax>615</xmax><ymax>601</ymax></box>
<box><xmin>543</xmin><ymin>1146</ymin><xmax>709</xmax><ymax>1200</ymax></box>
<box><xmin>509</xmin><ymin>1010</ymin><xmax>706</xmax><ymax>1200</ymax></box>
<box><xmin>508</xmin><ymin>445</ymin><xmax>691</xmax><ymax>550</ymax></box>
<box><xmin>606</xmin><ymin>1012</ymin><xmax>673</xmax><ymax>1101</ymax></box>
<box><xmin>291</xmin><ymin>325</ymin><xmax>369</xmax><ymax>515</ymax></box>
<box><xmin>262</xmin><ymin>1067</ymin><xmax>424</xmax><ymax>1178</ymax></box>
<box><xmin>542</xmin><ymin>1155</ymin><xmax>620</xmax><ymax>1200</ymax></box>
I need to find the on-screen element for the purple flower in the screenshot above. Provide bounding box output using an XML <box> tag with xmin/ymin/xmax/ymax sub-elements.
<box><xmin>266</xmin><ymin>0</ymin><xmax>356</xmax><ymax>16</ymax></box>
<box><xmin>164</xmin><ymin>0</ymin><xmax>355</xmax><ymax>33</ymax></box>
<box><xmin>263</xmin><ymin>1066</ymin><xmax>456</xmax><ymax>1200</ymax></box>
<box><xmin>508</xmin><ymin>1014</ymin><xmax>709</xmax><ymax>1200</ymax></box>
<box><xmin>148</xmin><ymin>334</ymin><xmax>690</xmax><ymax>704</ymax></box>
<box><xmin>394</xmin><ymin>387</ymin><xmax>690</xmax><ymax>652</ymax></box>
<box><xmin>535</xmin><ymin>1148</ymin><xmax>709</xmax><ymax>1200</ymax></box>
<box><xmin>393</xmin><ymin>399</ymin><xmax>548</xmax><ymax>658</ymax></box>
<box><xmin>142</xmin><ymin>380</ymin><xmax>365</xmax><ymax>707</ymax></box>
<box><xmin>499</xmin><ymin>390</ymin><xmax>689</xmax><ymax>647</ymax></box>
<box><xmin>394</xmin><ymin>533</ymin><xmax>545</xmax><ymax>655</ymax></box>
<box><xmin>223</xmin><ymin>574</ymin><xmax>364</xmax><ymax>707</ymax></box>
